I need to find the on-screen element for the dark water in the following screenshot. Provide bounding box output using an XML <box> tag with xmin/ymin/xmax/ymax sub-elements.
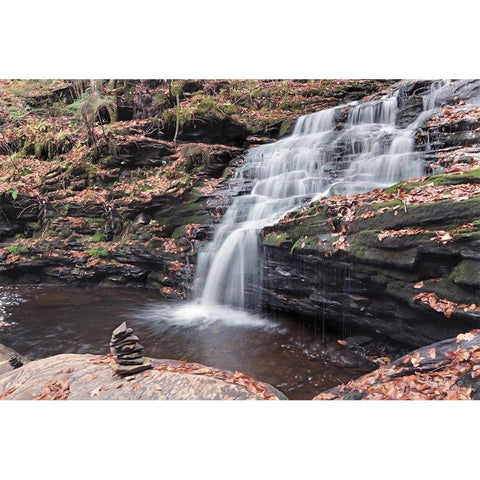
<box><xmin>0</xmin><ymin>286</ymin><xmax>379</xmax><ymax>399</ymax></box>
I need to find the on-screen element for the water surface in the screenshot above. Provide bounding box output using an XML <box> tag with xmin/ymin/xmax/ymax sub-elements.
<box><xmin>0</xmin><ymin>286</ymin><xmax>379</xmax><ymax>399</ymax></box>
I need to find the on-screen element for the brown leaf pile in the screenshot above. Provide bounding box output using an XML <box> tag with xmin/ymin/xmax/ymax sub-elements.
<box><xmin>413</xmin><ymin>292</ymin><xmax>480</xmax><ymax>318</ymax></box>
<box><xmin>377</xmin><ymin>228</ymin><xmax>424</xmax><ymax>241</ymax></box>
<box><xmin>427</xmin><ymin>104</ymin><xmax>480</xmax><ymax>127</ymax></box>
<box><xmin>413</xmin><ymin>292</ymin><xmax>457</xmax><ymax>318</ymax></box>
<box><xmin>33</xmin><ymin>381</ymin><xmax>70</xmax><ymax>400</ymax></box>
<box><xmin>163</xmin><ymin>238</ymin><xmax>179</xmax><ymax>254</ymax></box>
<box><xmin>314</xmin><ymin>330</ymin><xmax>480</xmax><ymax>400</ymax></box>
<box><xmin>430</xmin><ymin>223</ymin><xmax>474</xmax><ymax>245</ymax></box>
<box><xmin>154</xmin><ymin>361</ymin><xmax>278</xmax><ymax>400</ymax></box>
<box><xmin>332</xmin><ymin>234</ymin><xmax>349</xmax><ymax>252</ymax></box>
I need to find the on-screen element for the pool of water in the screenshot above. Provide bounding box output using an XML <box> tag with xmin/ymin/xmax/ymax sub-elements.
<box><xmin>0</xmin><ymin>286</ymin><xmax>384</xmax><ymax>399</ymax></box>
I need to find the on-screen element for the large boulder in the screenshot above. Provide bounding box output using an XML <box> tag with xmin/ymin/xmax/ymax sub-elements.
<box><xmin>0</xmin><ymin>354</ymin><xmax>287</xmax><ymax>400</ymax></box>
<box><xmin>314</xmin><ymin>328</ymin><xmax>480</xmax><ymax>400</ymax></box>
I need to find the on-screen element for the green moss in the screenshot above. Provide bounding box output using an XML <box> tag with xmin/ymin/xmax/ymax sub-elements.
<box><xmin>386</xmin><ymin>281</ymin><xmax>412</xmax><ymax>303</ymax></box>
<box><xmin>278</xmin><ymin>119</ymin><xmax>292</xmax><ymax>137</ymax></box>
<box><xmin>263</xmin><ymin>232</ymin><xmax>292</xmax><ymax>247</ymax></box>
<box><xmin>86</xmin><ymin>248</ymin><xmax>108</xmax><ymax>258</ymax></box>
<box><xmin>26</xmin><ymin>221</ymin><xmax>40</xmax><ymax>230</ymax></box>
<box><xmin>291</xmin><ymin>235</ymin><xmax>321</xmax><ymax>252</ymax></box>
<box><xmin>431</xmin><ymin>167</ymin><xmax>480</xmax><ymax>186</ymax></box>
<box><xmin>349</xmin><ymin>243</ymin><xmax>418</xmax><ymax>269</ymax></box>
<box><xmin>171</xmin><ymin>226</ymin><xmax>185</xmax><ymax>244</ymax></box>
<box><xmin>91</xmin><ymin>232</ymin><xmax>107</xmax><ymax>242</ymax></box>
<box><xmin>423</xmin><ymin>277</ymin><xmax>478</xmax><ymax>305</ymax></box>
<box><xmin>370</xmin><ymin>199</ymin><xmax>404</xmax><ymax>210</ymax></box>
<box><xmin>450</xmin><ymin>260</ymin><xmax>480</xmax><ymax>288</ymax></box>
<box><xmin>6</xmin><ymin>244</ymin><xmax>29</xmax><ymax>255</ymax></box>
<box><xmin>386</xmin><ymin>168</ymin><xmax>480</xmax><ymax>193</ymax></box>
<box><xmin>85</xmin><ymin>217</ymin><xmax>103</xmax><ymax>225</ymax></box>
<box><xmin>352</xmin><ymin>196</ymin><xmax>480</xmax><ymax>233</ymax></box>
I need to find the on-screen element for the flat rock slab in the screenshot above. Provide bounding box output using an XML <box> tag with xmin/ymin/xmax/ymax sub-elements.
<box><xmin>0</xmin><ymin>354</ymin><xmax>287</xmax><ymax>400</ymax></box>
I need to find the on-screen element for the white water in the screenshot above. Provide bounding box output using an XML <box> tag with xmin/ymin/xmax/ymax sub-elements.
<box><xmin>192</xmin><ymin>80</ymin><xmax>454</xmax><ymax>313</ymax></box>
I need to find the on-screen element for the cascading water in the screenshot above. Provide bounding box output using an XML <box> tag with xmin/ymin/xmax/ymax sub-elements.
<box><xmin>192</xmin><ymin>80</ymin><xmax>458</xmax><ymax>313</ymax></box>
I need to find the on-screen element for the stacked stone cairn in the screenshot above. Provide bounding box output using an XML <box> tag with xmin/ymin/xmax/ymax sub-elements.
<box><xmin>110</xmin><ymin>322</ymin><xmax>151</xmax><ymax>375</ymax></box>
<box><xmin>9</xmin><ymin>353</ymin><xmax>23</xmax><ymax>369</ymax></box>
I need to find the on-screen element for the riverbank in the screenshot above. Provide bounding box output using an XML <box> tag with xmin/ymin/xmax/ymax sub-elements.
<box><xmin>2</xmin><ymin>327</ymin><xmax>479</xmax><ymax>400</ymax></box>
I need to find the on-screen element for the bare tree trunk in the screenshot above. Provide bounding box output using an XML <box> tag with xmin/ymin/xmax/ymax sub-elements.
<box><xmin>173</xmin><ymin>92</ymin><xmax>180</xmax><ymax>146</ymax></box>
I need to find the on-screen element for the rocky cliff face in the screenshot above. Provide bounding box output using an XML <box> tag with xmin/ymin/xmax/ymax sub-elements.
<box><xmin>259</xmin><ymin>80</ymin><xmax>480</xmax><ymax>346</ymax></box>
<box><xmin>0</xmin><ymin>80</ymin><xmax>390</xmax><ymax>297</ymax></box>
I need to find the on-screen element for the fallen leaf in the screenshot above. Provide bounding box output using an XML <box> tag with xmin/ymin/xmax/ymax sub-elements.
<box><xmin>89</xmin><ymin>387</ymin><xmax>101</xmax><ymax>397</ymax></box>
<box><xmin>456</xmin><ymin>332</ymin><xmax>475</xmax><ymax>343</ymax></box>
<box><xmin>410</xmin><ymin>351</ymin><xmax>425</xmax><ymax>368</ymax></box>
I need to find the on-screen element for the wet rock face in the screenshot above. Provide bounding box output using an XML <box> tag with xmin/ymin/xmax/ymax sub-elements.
<box><xmin>163</xmin><ymin>116</ymin><xmax>247</xmax><ymax>146</ymax></box>
<box><xmin>260</xmin><ymin>175</ymin><xmax>480</xmax><ymax>346</ymax></box>
<box><xmin>257</xmin><ymin>80</ymin><xmax>480</xmax><ymax>347</ymax></box>
<box><xmin>0</xmin><ymin>354</ymin><xmax>287</xmax><ymax>400</ymax></box>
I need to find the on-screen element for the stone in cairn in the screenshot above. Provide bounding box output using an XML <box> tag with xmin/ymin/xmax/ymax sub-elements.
<box><xmin>109</xmin><ymin>322</ymin><xmax>151</xmax><ymax>375</ymax></box>
<box><xmin>9</xmin><ymin>353</ymin><xmax>23</xmax><ymax>369</ymax></box>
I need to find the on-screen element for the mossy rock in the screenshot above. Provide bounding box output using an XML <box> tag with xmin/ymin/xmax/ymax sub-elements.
<box><xmin>349</xmin><ymin>242</ymin><xmax>418</xmax><ymax>269</ymax></box>
<box><xmin>291</xmin><ymin>235</ymin><xmax>321</xmax><ymax>252</ymax></box>
<box><xmin>431</xmin><ymin>167</ymin><xmax>480</xmax><ymax>186</ymax></box>
<box><xmin>350</xmin><ymin>229</ymin><xmax>429</xmax><ymax>250</ymax></box>
<box><xmin>351</xmin><ymin>196</ymin><xmax>480</xmax><ymax>233</ymax></box>
<box><xmin>450</xmin><ymin>259</ymin><xmax>480</xmax><ymax>288</ymax></box>
<box><xmin>423</xmin><ymin>277</ymin><xmax>479</xmax><ymax>305</ymax></box>
<box><xmin>262</xmin><ymin>232</ymin><xmax>292</xmax><ymax>247</ymax></box>
<box><xmin>385</xmin><ymin>168</ymin><xmax>480</xmax><ymax>194</ymax></box>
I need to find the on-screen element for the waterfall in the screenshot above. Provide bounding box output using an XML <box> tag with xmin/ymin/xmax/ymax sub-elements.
<box><xmin>192</xmin><ymin>80</ymin><xmax>456</xmax><ymax>311</ymax></box>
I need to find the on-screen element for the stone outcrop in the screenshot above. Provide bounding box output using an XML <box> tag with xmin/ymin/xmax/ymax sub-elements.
<box><xmin>260</xmin><ymin>165</ymin><xmax>480</xmax><ymax>347</ymax></box>
<box><xmin>257</xmin><ymin>80</ymin><xmax>480</xmax><ymax>347</ymax></box>
<box><xmin>0</xmin><ymin>353</ymin><xmax>287</xmax><ymax>400</ymax></box>
<box><xmin>0</xmin><ymin>80</ymin><xmax>389</xmax><ymax>296</ymax></box>
<box><xmin>314</xmin><ymin>328</ymin><xmax>480</xmax><ymax>400</ymax></box>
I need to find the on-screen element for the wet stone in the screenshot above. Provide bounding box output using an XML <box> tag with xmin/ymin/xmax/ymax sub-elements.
<box><xmin>109</xmin><ymin>322</ymin><xmax>151</xmax><ymax>375</ymax></box>
<box><xmin>9</xmin><ymin>353</ymin><xmax>23</xmax><ymax>369</ymax></box>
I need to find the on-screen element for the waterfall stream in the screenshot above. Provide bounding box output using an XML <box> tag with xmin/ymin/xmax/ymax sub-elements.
<box><xmin>191</xmin><ymin>80</ymin><xmax>457</xmax><ymax>313</ymax></box>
